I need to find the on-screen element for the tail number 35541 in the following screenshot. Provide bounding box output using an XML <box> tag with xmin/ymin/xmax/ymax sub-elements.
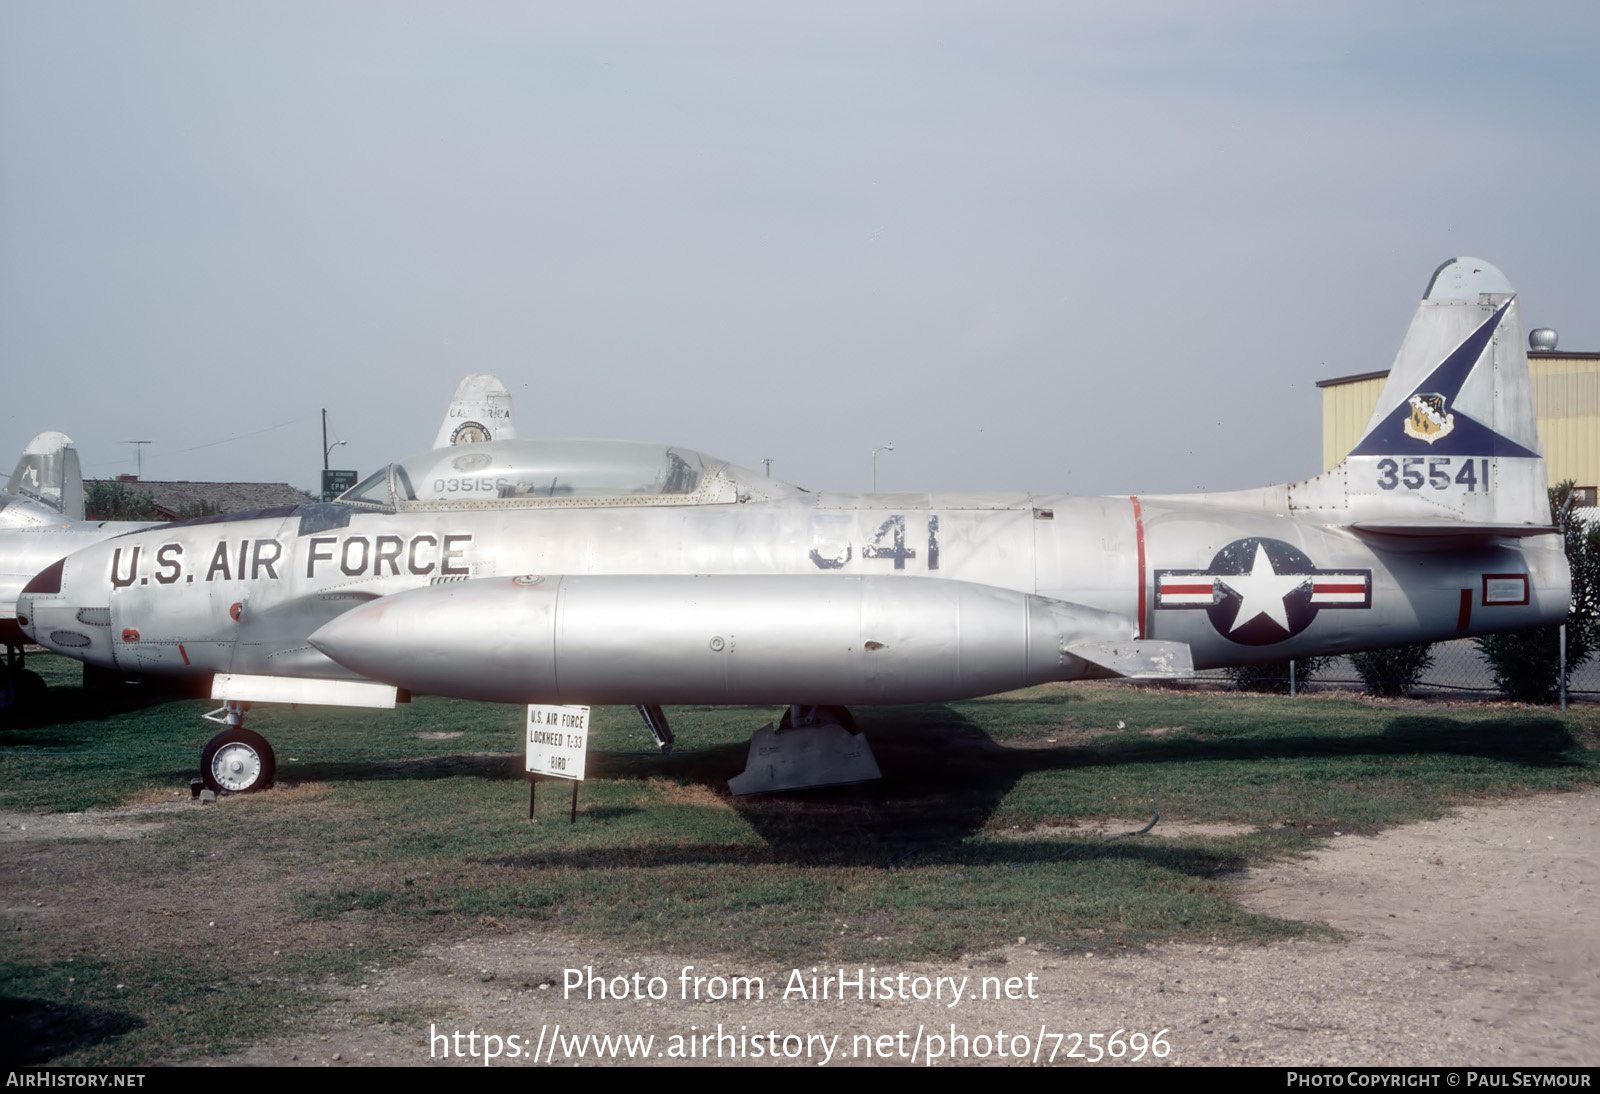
<box><xmin>1376</xmin><ymin>457</ymin><xmax>1490</xmax><ymax>492</ymax></box>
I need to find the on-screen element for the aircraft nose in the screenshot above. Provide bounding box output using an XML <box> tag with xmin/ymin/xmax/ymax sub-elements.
<box><xmin>16</xmin><ymin>555</ymin><xmax>115</xmax><ymax>665</ymax></box>
<box><xmin>15</xmin><ymin>558</ymin><xmax>66</xmax><ymax>638</ymax></box>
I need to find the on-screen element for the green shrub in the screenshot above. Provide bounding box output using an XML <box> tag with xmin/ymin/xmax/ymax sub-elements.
<box><xmin>1475</xmin><ymin>482</ymin><xmax>1600</xmax><ymax>703</ymax></box>
<box><xmin>1348</xmin><ymin>644</ymin><xmax>1435</xmax><ymax>698</ymax></box>
<box><xmin>84</xmin><ymin>481</ymin><xmax>158</xmax><ymax>521</ymax></box>
<box><xmin>1226</xmin><ymin>656</ymin><xmax>1331</xmax><ymax>694</ymax></box>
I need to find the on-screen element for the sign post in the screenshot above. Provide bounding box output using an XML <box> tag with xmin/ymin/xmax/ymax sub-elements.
<box><xmin>525</xmin><ymin>704</ymin><xmax>590</xmax><ymax>823</ymax></box>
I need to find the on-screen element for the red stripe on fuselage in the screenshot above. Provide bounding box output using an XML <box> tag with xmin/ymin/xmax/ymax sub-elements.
<box><xmin>1132</xmin><ymin>495</ymin><xmax>1146</xmax><ymax>639</ymax></box>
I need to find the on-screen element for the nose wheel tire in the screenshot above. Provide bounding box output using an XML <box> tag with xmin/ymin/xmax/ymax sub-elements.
<box><xmin>1</xmin><ymin>668</ymin><xmax>47</xmax><ymax>711</ymax></box>
<box><xmin>201</xmin><ymin>728</ymin><xmax>276</xmax><ymax>794</ymax></box>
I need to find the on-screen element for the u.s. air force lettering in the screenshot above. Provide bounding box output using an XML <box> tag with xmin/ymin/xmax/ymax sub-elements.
<box><xmin>1155</xmin><ymin>537</ymin><xmax>1371</xmax><ymax>645</ymax></box>
<box><xmin>108</xmin><ymin>533</ymin><xmax>474</xmax><ymax>587</ymax></box>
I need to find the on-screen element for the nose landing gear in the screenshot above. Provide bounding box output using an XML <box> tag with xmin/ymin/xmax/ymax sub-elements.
<box><xmin>199</xmin><ymin>701</ymin><xmax>276</xmax><ymax>794</ymax></box>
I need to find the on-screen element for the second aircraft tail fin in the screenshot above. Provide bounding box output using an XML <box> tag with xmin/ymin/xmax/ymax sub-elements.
<box><xmin>5</xmin><ymin>432</ymin><xmax>84</xmax><ymax>522</ymax></box>
<box><xmin>433</xmin><ymin>374</ymin><xmax>516</xmax><ymax>448</ymax></box>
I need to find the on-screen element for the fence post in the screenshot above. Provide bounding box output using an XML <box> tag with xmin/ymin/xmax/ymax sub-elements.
<box><xmin>1560</xmin><ymin>624</ymin><xmax>1568</xmax><ymax>711</ymax></box>
<box><xmin>1289</xmin><ymin>659</ymin><xmax>1297</xmax><ymax>698</ymax></box>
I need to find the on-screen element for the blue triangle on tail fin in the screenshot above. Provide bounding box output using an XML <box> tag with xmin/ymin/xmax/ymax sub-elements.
<box><xmin>1349</xmin><ymin>300</ymin><xmax>1538</xmax><ymax>460</ymax></box>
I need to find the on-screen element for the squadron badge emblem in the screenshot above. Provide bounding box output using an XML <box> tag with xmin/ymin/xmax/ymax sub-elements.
<box><xmin>450</xmin><ymin>420</ymin><xmax>492</xmax><ymax>445</ymax></box>
<box><xmin>1403</xmin><ymin>392</ymin><xmax>1455</xmax><ymax>443</ymax></box>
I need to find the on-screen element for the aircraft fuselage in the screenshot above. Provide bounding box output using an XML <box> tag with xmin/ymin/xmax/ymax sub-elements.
<box><xmin>17</xmin><ymin>487</ymin><xmax>1566</xmax><ymax>700</ymax></box>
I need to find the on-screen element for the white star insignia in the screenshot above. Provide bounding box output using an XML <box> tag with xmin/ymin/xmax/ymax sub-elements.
<box><xmin>1217</xmin><ymin>544</ymin><xmax>1310</xmax><ymax>633</ymax></box>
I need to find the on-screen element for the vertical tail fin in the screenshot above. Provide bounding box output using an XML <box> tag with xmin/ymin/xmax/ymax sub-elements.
<box><xmin>1290</xmin><ymin>258</ymin><xmax>1551</xmax><ymax>531</ymax></box>
<box><xmin>5</xmin><ymin>432</ymin><xmax>84</xmax><ymax>522</ymax></box>
<box><xmin>433</xmin><ymin>373</ymin><xmax>517</xmax><ymax>448</ymax></box>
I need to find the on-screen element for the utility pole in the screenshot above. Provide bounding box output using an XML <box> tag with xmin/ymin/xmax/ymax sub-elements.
<box><xmin>123</xmin><ymin>440</ymin><xmax>152</xmax><ymax>479</ymax></box>
<box><xmin>322</xmin><ymin>408</ymin><xmax>346</xmax><ymax>469</ymax></box>
<box><xmin>761</xmin><ymin>458</ymin><xmax>773</xmax><ymax>478</ymax></box>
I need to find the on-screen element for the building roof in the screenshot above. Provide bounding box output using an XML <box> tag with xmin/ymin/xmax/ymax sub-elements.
<box><xmin>1316</xmin><ymin>350</ymin><xmax>1600</xmax><ymax>389</ymax></box>
<box><xmin>86</xmin><ymin>479</ymin><xmax>312</xmax><ymax>521</ymax></box>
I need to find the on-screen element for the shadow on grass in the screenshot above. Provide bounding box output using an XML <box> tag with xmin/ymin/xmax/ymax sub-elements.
<box><xmin>1004</xmin><ymin>715</ymin><xmax>1585</xmax><ymax>771</ymax></box>
<box><xmin>0</xmin><ymin>996</ymin><xmax>144</xmax><ymax>1064</ymax></box>
<box><xmin>484</xmin><ymin>832</ymin><xmax>1258</xmax><ymax>879</ymax></box>
<box><xmin>712</xmin><ymin>708</ymin><xmax>1584</xmax><ymax>861</ymax></box>
<box><xmin>277</xmin><ymin>705</ymin><xmax>1585</xmax><ymax>862</ymax></box>
<box><xmin>0</xmin><ymin>686</ymin><xmax>189</xmax><ymax>739</ymax></box>
<box><xmin>284</xmin><ymin>752</ymin><xmax>526</xmax><ymax>784</ymax></box>
<box><xmin>280</xmin><ymin>740</ymin><xmax>753</xmax><ymax>786</ymax></box>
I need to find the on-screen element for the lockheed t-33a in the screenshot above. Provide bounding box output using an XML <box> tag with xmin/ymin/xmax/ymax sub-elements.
<box><xmin>16</xmin><ymin>258</ymin><xmax>1569</xmax><ymax>795</ymax></box>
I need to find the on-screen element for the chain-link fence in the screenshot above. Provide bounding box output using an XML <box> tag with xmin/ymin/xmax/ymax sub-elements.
<box><xmin>1191</xmin><ymin>635</ymin><xmax>1600</xmax><ymax>701</ymax></box>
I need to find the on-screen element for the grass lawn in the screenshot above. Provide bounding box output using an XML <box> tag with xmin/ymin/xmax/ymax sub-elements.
<box><xmin>3</xmin><ymin>653</ymin><xmax>1596</xmax><ymax>1062</ymax></box>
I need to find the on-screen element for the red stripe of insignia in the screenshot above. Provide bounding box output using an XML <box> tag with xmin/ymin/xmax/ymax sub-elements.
<box><xmin>1313</xmin><ymin>583</ymin><xmax>1366</xmax><ymax>594</ymax></box>
<box><xmin>1162</xmin><ymin>583</ymin><xmax>1214</xmax><ymax>595</ymax></box>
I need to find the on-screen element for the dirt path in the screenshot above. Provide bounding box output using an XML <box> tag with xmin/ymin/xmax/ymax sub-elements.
<box><xmin>198</xmin><ymin>788</ymin><xmax>1598</xmax><ymax>1067</ymax></box>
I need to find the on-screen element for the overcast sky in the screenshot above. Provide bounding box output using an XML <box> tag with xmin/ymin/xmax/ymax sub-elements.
<box><xmin>3</xmin><ymin>2</ymin><xmax>1597</xmax><ymax>497</ymax></box>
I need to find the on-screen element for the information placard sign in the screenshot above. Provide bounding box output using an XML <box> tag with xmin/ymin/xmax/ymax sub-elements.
<box><xmin>525</xmin><ymin>704</ymin><xmax>590</xmax><ymax>780</ymax></box>
<box><xmin>322</xmin><ymin>469</ymin><xmax>358</xmax><ymax>501</ymax></box>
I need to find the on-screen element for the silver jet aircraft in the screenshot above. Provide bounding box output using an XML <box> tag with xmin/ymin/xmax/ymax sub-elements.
<box><xmin>1</xmin><ymin>433</ymin><xmax>161</xmax><ymax>706</ymax></box>
<box><xmin>18</xmin><ymin>258</ymin><xmax>1568</xmax><ymax>794</ymax></box>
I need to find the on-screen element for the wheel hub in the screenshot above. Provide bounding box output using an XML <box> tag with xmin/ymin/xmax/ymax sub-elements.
<box><xmin>211</xmin><ymin>742</ymin><xmax>261</xmax><ymax>792</ymax></box>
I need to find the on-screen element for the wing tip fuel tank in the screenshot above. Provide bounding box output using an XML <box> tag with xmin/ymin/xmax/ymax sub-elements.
<box><xmin>308</xmin><ymin>574</ymin><xmax>1170</xmax><ymax>706</ymax></box>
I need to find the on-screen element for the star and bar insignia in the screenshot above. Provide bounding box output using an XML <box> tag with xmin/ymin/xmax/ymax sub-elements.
<box><xmin>1155</xmin><ymin>537</ymin><xmax>1372</xmax><ymax>646</ymax></box>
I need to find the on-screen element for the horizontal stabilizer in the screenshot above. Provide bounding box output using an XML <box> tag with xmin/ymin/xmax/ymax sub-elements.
<box><xmin>1351</xmin><ymin>520</ymin><xmax>1557</xmax><ymax>539</ymax></box>
<box><xmin>1065</xmin><ymin>639</ymin><xmax>1193</xmax><ymax>679</ymax></box>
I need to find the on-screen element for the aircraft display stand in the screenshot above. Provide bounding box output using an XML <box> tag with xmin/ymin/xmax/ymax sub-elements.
<box><xmin>728</xmin><ymin>705</ymin><xmax>882</xmax><ymax>795</ymax></box>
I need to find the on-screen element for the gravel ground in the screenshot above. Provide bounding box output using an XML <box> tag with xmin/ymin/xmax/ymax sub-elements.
<box><xmin>198</xmin><ymin>787</ymin><xmax>1599</xmax><ymax>1067</ymax></box>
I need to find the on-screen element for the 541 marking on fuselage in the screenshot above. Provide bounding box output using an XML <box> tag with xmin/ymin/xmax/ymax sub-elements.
<box><xmin>810</xmin><ymin>514</ymin><xmax>941</xmax><ymax>572</ymax></box>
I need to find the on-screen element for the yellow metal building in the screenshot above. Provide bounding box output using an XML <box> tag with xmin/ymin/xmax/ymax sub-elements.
<box><xmin>1319</xmin><ymin>349</ymin><xmax>1600</xmax><ymax>503</ymax></box>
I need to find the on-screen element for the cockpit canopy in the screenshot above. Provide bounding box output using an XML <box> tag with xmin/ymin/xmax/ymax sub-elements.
<box><xmin>338</xmin><ymin>438</ymin><xmax>790</xmax><ymax>512</ymax></box>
